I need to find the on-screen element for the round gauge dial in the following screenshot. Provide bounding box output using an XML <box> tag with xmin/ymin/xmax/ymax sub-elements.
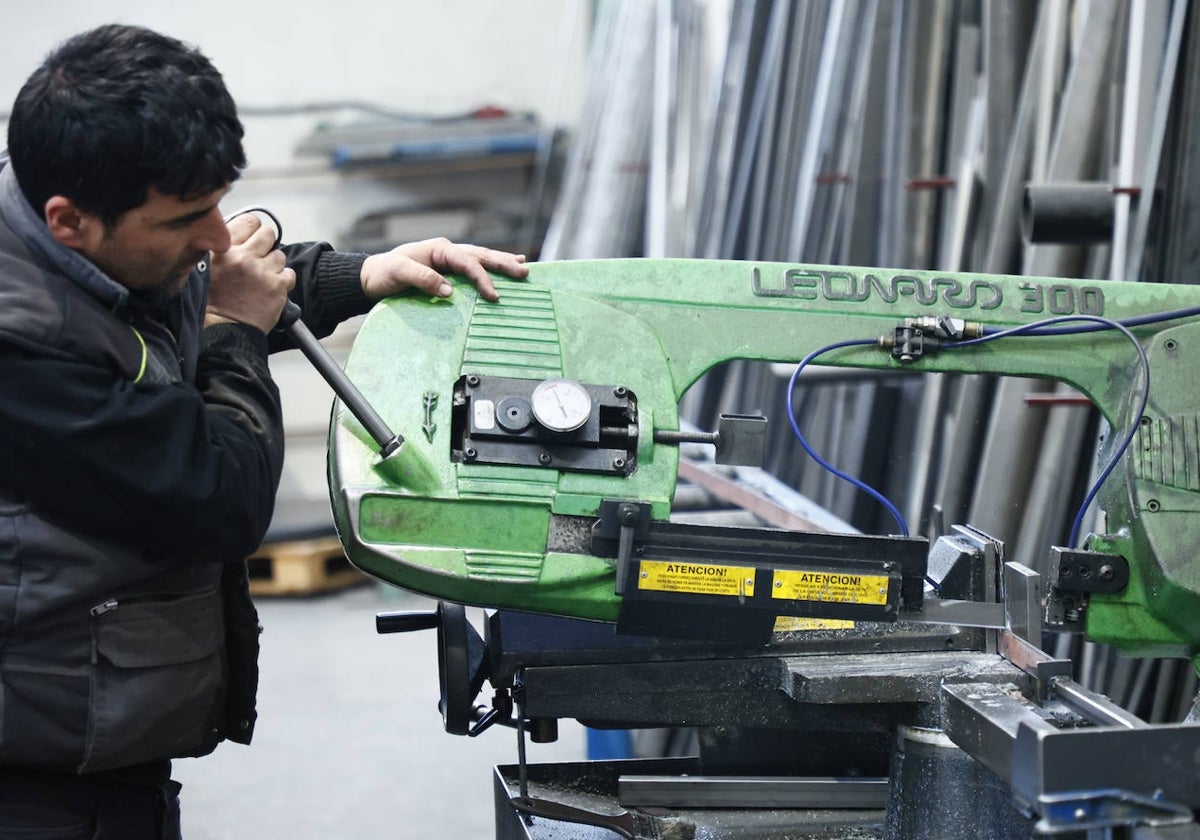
<box><xmin>530</xmin><ymin>379</ymin><xmax>593</xmax><ymax>433</ymax></box>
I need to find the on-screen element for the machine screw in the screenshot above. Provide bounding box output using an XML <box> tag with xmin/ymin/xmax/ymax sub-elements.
<box><xmin>1098</xmin><ymin>565</ymin><xmax>1114</xmax><ymax>580</ymax></box>
<box><xmin>466</xmin><ymin>375</ymin><xmax>481</xmax><ymax>387</ymax></box>
<box><xmin>538</xmin><ymin>452</ymin><xmax>552</xmax><ymax>465</ymax></box>
<box><xmin>464</xmin><ymin>448</ymin><xmax>477</xmax><ymax>460</ymax></box>
<box><xmin>614</xmin><ymin>387</ymin><xmax>627</xmax><ymax>397</ymax></box>
<box><xmin>613</xmin><ymin>457</ymin><xmax>626</xmax><ymax>469</ymax></box>
<box><xmin>774</xmin><ymin>580</ymin><xmax>783</xmax><ymax>588</ymax></box>
<box><xmin>641</xmin><ymin>571</ymin><xmax>648</xmax><ymax>579</ymax></box>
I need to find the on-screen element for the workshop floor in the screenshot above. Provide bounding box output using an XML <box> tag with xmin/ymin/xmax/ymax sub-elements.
<box><xmin>173</xmin><ymin>583</ymin><xmax>585</xmax><ymax>839</ymax></box>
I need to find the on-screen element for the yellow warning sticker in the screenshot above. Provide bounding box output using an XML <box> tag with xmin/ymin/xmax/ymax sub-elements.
<box><xmin>638</xmin><ymin>560</ymin><xmax>756</xmax><ymax>597</ymax></box>
<box><xmin>773</xmin><ymin>616</ymin><xmax>856</xmax><ymax>632</ymax></box>
<box><xmin>772</xmin><ymin>570</ymin><xmax>889</xmax><ymax>605</ymax></box>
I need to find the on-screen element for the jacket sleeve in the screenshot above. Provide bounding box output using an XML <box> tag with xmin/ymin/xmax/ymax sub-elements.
<box><xmin>0</xmin><ymin>323</ymin><xmax>284</xmax><ymax>562</ymax></box>
<box><xmin>268</xmin><ymin>243</ymin><xmax>372</xmax><ymax>352</ymax></box>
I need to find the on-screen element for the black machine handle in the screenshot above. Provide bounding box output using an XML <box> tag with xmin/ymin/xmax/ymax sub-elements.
<box><xmin>375</xmin><ymin>610</ymin><xmax>440</xmax><ymax>634</ymax></box>
<box><xmin>277</xmin><ymin>301</ymin><xmax>402</xmax><ymax>458</ymax></box>
<box><xmin>220</xmin><ymin>207</ymin><xmax>402</xmax><ymax>460</ymax></box>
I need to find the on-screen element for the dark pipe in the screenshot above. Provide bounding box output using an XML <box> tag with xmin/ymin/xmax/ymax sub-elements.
<box><xmin>1022</xmin><ymin>182</ymin><xmax>1117</xmax><ymax>244</ymax></box>
<box><xmin>279</xmin><ymin>301</ymin><xmax>402</xmax><ymax>458</ymax></box>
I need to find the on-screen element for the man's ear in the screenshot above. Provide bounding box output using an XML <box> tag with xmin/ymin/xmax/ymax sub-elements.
<box><xmin>44</xmin><ymin>196</ymin><xmax>101</xmax><ymax>250</ymax></box>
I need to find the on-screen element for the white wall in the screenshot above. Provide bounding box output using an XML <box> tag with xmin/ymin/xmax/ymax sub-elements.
<box><xmin>1</xmin><ymin>1</ymin><xmax>590</xmax><ymax>240</ymax></box>
<box><xmin>1</xmin><ymin>1</ymin><xmax>588</xmax><ymax>127</ymax></box>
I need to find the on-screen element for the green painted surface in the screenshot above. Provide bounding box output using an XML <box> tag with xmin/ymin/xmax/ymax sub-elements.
<box><xmin>358</xmin><ymin>496</ymin><xmax>549</xmax><ymax>553</ymax></box>
<box><xmin>328</xmin><ymin>259</ymin><xmax>1200</xmax><ymax>654</ymax></box>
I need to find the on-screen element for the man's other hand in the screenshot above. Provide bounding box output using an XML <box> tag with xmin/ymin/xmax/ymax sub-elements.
<box><xmin>206</xmin><ymin>214</ymin><xmax>296</xmax><ymax>332</ymax></box>
<box><xmin>360</xmin><ymin>238</ymin><xmax>529</xmax><ymax>304</ymax></box>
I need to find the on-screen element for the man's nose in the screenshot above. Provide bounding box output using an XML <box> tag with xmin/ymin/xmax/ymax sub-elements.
<box><xmin>193</xmin><ymin>207</ymin><xmax>232</xmax><ymax>254</ymax></box>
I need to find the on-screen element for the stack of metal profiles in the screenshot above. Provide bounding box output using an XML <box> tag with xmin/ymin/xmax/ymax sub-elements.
<box><xmin>538</xmin><ymin>0</ymin><xmax>1200</xmax><ymax>724</ymax></box>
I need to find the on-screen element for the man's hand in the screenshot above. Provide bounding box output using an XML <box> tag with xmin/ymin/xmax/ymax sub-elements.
<box><xmin>360</xmin><ymin>238</ymin><xmax>529</xmax><ymax>304</ymax></box>
<box><xmin>205</xmin><ymin>214</ymin><xmax>296</xmax><ymax>333</ymax></box>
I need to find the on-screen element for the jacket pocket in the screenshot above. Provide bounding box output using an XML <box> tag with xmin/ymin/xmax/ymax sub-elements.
<box><xmin>79</xmin><ymin>587</ymin><xmax>224</xmax><ymax>773</ymax></box>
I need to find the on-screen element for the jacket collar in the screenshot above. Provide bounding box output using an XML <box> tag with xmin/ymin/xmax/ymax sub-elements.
<box><xmin>0</xmin><ymin>155</ymin><xmax>130</xmax><ymax>312</ymax></box>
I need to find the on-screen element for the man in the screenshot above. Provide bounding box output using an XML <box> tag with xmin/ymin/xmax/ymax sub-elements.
<box><xmin>0</xmin><ymin>23</ymin><xmax>528</xmax><ymax>838</ymax></box>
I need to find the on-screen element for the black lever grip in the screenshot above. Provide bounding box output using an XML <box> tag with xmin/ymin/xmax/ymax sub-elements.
<box><xmin>376</xmin><ymin>610</ymin><xmax>440</xmax><ymax>634</ymax></box>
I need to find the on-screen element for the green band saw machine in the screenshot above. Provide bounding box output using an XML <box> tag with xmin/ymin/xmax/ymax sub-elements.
<box><xmin>317</xmin><ymin>259</ymin><xmax>1200</xmax><ymax>837</ymax></box>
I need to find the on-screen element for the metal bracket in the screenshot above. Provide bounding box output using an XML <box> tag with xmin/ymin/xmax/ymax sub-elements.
<box><xmin>714</xmin><ymin>414</ymin><xmax>768</xmax><ymax>467</ymax></box>
<box><xmin>1003</xmin><ymin>562</ymin><xmax>1042</xmax><ymax>644</ymax></box>
<box><xmin>998</xmin><ymin>631</ymin><xmax>1073</xmax><ymax>702</ymax></box>
<box><xmin>593</xmin><ymin>500</ymin><xmax>653</xmax><ymax>595</ymax></box>
<box><xmin>995</xmin><ymin>561</ymin><xmax>1072</xmax><ymax>699</ymax></box>
<box><xmin>1045</xmin><ymin>547</ymin><xmax>1130</xmax><ymax>633</ymax></box>
<box><xmin>1035</xmin><ymin>789</ymin><xmax>1194</xmax><ymax>835</ymax></box>
<box><xmin>1049</xmin><ymin>547</ymin><xmax>1129</xmax><ymax>594</ymax></box>
<box><xmin>943</xmin><ymin>682</ymin><xmax>1200</xmax><ymax>833</ymax></box>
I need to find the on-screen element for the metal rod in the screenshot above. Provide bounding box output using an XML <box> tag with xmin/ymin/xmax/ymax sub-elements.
<box><xmin>786</xmin><ymin>0</ymin><xmax>848</xmax><ymax>258</ymax></box>
<box><xmin>618</xmin><ymin>775</ymin><xmax>890</xmax><ymax>810</ymax></box>
<box><xmin>653</xmin><ymin>429</ymin><xmax>718</xmax><ymax>446</ymax></box>
<box><xmin>1110</xmin><ymin>0</ymin><xmax>1148</xmax><ymax>278</ymax></box>
<box><xmin>280</xmin><ymin>304</ymin><xmax>401</xmax><ymax>458</ymax></box>
<box><xmin>1125</xmin><ymin>0</ymin><xmax>1188</xmax><ymax>280</ymax></box>
<box><xmin>719</xmin><ymin>0</ymin><xmax>789</xmax><ymax>258</ymax></box>
<box><xmin>1051</xmin><ymin>677</ymin><xmax>1149</xmax><ymax>730</ymax></box>
<box><xmin>514</xmin><ymin>671</ymin><xmax>531</xmax><ymax>824</ymax></box>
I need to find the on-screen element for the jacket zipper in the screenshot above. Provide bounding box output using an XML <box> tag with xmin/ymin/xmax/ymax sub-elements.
<box><xmin>90</xmin><ymin>598</ymin><xmax>119</xmax><ymax>617</ymax></box>
<box><xmin>172</xmin><ymin>295</ymin><xmax>186</xmax><ymax>368</ymax></box>
<box><xmin>88</xmin><ymin>591</ymin><xmax>182</xmax><ymax>617</ymax></box>
<box><xmin>89</xmin><ymin>586</ymin><xmax>217</xmax><ymax>618</ymax></box>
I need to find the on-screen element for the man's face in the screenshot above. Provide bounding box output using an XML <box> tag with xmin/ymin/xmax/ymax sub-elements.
<box><xmin>82</xmin><ymin>185</ymin><xmax>232</xmax><ymax>303</ymax></box>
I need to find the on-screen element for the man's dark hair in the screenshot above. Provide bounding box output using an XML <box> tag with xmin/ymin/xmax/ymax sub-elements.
<box><xmin>7</xmin><ymin>24</ymin><xmax>246</xmax><ymax>226</ymax></box>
